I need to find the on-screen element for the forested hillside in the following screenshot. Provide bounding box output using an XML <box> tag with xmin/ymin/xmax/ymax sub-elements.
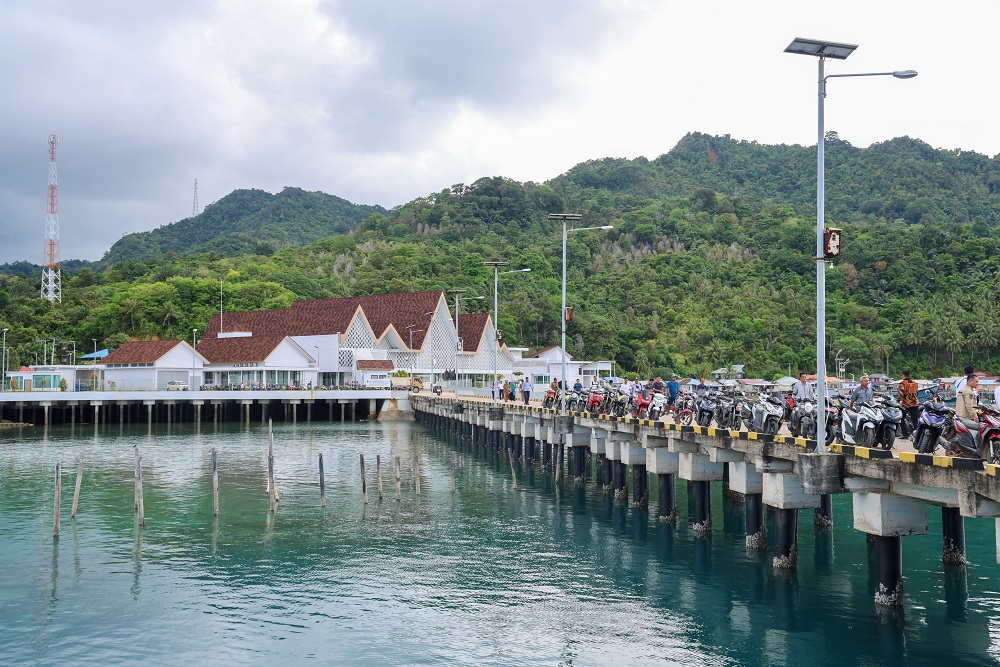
<box><xmin>101</xmin><ymin>187</ymin><xmax>387</xmax><ymax>264</ymax></box>
<box><xmin>2</xmin><ymin>133</ymin><xmax>999</xmax><ymax>380</ymax></box>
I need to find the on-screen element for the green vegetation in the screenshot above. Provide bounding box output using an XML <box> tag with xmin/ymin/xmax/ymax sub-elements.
<box><xmin>2</xmin><ymin>133</ymin><xmax>999</xmax><ymax>379</ymax></box>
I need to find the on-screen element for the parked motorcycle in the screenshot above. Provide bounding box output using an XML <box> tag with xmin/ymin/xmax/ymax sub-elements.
<box><xmin>836</xmin><ymin>395</ymin><xmax>883</xmax><ymax>448</ymax></box>
<box><xmin>749</xmin><ymin>393</ymin><xmax>784</xmax><ymax>436</ymax></box>
<box><xmin>587</xmin><ymin>389</ymin><xmax>605</xmax><ymax>415</ymax></box>
<box><xmin>543</xmin><ymin>388</ymin><xmax>560</xmax><ymax>409</ymax></box>
<box><xmin>611</xmin><ymin>388</ymin><xmax>631</xmax><ymax>418</ymax></box>
<box><xmin>566</xmin><ymin>389</ymin><xmax>585</xmax><ymax>412</ymax></box>
<box><xmin>874</xmin><ymin>394</ymin><xmax>903</xmax><ymax>450</ymax></box>
<box><xmin>648</xmin><ymin>392</ymin><xmax>668</xmax><ymax>421</ymax></box>
<box><xmin>675</xmin><ymin>394</ymin><xmax>694</xmax><ymax>426</ymax></box>
<box><xmin>733</xmin><ymin>393</ymin><xmax>753</xmax><ymax>431</ymax></box>
<box><xmin>696</xmin><ymin>393</ymin><xmax>717</xmax><ymax>427</ymax></box>
<box><xmin>912</xmin><ymin>400</ymin><xmax>951</xmax><ymax>454</ymax></box>
<box><xmin>790</xmin><ymin>399</ymin><xmax>816</xmax><ymax>439</ymax></box>
<box><xmin>714</xmin><ymin>394</ymin><xmax>737</xmax><ymax>430</ymax></box>
<box><xmin>948</xmin><ymin>405</ymin><xmax>1000</xmax><ymax>462</ymax></box>
<box><xmin>632</xmin><ymin>390</ymin><xmax>653</xmax><ymax>419</ymax></box>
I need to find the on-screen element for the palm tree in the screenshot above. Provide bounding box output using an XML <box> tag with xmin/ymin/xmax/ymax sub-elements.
<box><xmin>159</xmin><ymin>302</ymin><xmax>182</xmax><ymax>331</ymax></box>
<box><xmin>870</xmin><ymin>334</ymin><xmax>895</xmax><ymax>376</ymax></box>
<box><xmin>120</xmin><ymin>298</ymin><xmax>141</xmax><ymax>332</ymax></box>
<box><xmin>944</xmin><ymin>319</ymin><xmax>965</xmax><ymax>369</ymax></box>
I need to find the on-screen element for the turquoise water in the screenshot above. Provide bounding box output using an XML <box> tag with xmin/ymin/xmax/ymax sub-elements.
<box><xmin>1</xmin><ymin>420</ymin><xmax>998</xmax><ymax>666</ymax></box>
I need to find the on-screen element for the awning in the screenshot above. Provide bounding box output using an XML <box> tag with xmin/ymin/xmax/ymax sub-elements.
<box><xmin>80</xmin><ymin>349</ymin><xmax>111</xmax><ymax>359</ymax></box>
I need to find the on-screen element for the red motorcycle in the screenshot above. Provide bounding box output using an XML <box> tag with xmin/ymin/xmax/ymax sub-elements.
<box><xmin>587</xmin><ymin>389</ymin><xmax>604</xmax><ymax>414</ymax></box>
<box><xmin>950</xmin><ymin>405</ymin><xmax>1000</xmax><ymax>462</ymax></box>
<box><xmin>632</xmin><ymin>391</ymin><xmax>653</xmax><ymax>419</ymax></box>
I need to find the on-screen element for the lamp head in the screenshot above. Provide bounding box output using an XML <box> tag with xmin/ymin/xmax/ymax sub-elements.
<box><xmin>893</xmin><ymin>70</ymin><xmax>918</xmax><ymax>79</ymax></box>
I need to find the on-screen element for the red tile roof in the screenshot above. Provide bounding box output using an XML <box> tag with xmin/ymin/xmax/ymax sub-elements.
<box><xmin>103</xmin><ymin>340</ymin><xmax>184</xmax><ymax>365</ymax></box>
<box><xmin>453</xmin><ymin>312</ymin><xmax>490</xmax><ymax>352</ymax></box>
<box><xmin>202</xmin><ymin>291</ymin><xmax>445</xmax><ymax>351</ymax></box>
<box><xmin>196</xmin><ymin>334</ymin><xmax>290</xmax><ymax>364</ymax></box>
<box><xmin>527</xmin><ymin>345</ymin><xmax>574</xmax><ymax>360</ymax></box>
<box><xmin>357</xmin><ymin>359</ymin><xmax>394</xmax><ymax>371</ymax></box>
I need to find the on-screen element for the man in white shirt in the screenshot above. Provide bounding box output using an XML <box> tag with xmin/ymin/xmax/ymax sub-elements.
<box><xmin>954</xmin><ymin>365</ymin><xmax>974</xmax><ymax>395</ymax></box>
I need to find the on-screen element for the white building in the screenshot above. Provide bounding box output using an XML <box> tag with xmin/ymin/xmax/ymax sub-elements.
<box><xmin>102</xmin><ymin>340</ymin><xmax>206</xmax><ymax>391</ymax></box>
<box><xmin>512</xmin><ymin>345</ymin><xmax>614</xmax><ymax>388</ymax></box>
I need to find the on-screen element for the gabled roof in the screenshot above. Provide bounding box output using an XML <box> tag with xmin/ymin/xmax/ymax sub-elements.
<box><xmin>202</xmin><ymin>291</ymin><xmax>445</xmax><ymax>350</ymax></box>
<box><xmin>453</xmin><ymin>312</ymin><xmax>490</xmax><ymax>352</ymax></box>
<box><xmin>197</xmin><ymin>334</ymin><xmax>299</xmax><ymax>364</ymax></box>
<box><xmin>527</xmin><ymin>345</ymin><xmax>574</xmax><ymax>360</ymax></box>
<box><xmin>103</xmin><ymin>340</ymin><xmax>186</xmax><ymax>365</ymax></box>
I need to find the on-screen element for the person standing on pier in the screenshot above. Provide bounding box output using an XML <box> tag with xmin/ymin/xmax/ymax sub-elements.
<box><xmin>850</xmin><ymin>375</ymin><xmax>874</xmax><ymax>410</ymax></box>
<box><xmin>792</xmin><ymin>372</ymin><xmax>816</xmax><ymax>402</ymax></box>
<box><xmin>897</xmin><ymin>370</ymin><xmax>920</xmax><ymax>438</ymax></box>
<box><xmin>667</xmin><ymin>374</ymin><xmax>680</xmax><ymax>413</ymax></box>
<box><xmin>522</xmin><ymin>377</ymin><xmax>533</xmax><ymax>405</ymax></box>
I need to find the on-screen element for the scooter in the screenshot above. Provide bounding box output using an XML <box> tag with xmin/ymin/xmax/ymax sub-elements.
<box><xmin>632</xmin><ymin>390</ymin><xmax>653</xmax><ymax>419</ymax></box>
<box><xmin>611</xmin><ymin>388</ymin><xmax>631</xmax><ymax>418</ymax></box>
<box><xmin>566</xmin><ymin>389</ymin><xmax>585</xmax><ymax>412</ymax></box>
<box><xmin>836</xmin><ymin>396</ymin><xmax>883</xmax><ymax>448</ymax></box>
<box><xmin>749</xmin><ymin>393</ymin><xmax>784</xmax><ymax>436</ymax></box>
<box><xmin>714</xmin><ymin>394</ymin><xmax>737</xmax><ymax>430</ymax></box>
<box><xmin>696</xmin><ymin>393</ymin><xmax>717</xmax><ymax>427</ymax></box>
<box><xmin>648</xmin><ymin>392</ymin><xmax>668</xmax><ymax>421</ymax></box>
<box><xmin>675</xmin><ymin>394</ymin><xmax>694</xmax><ymax>425</ymax></box>
<box><xmin>543</xmin><ymin>388</ymin><xmax>560</xmax><ymax>409</ymax></box>
<box><xmin>874</xmin><ymin>394</ymin><xmax>903</xmax><ymax>450</ymax></box>
<box><xmin>733</xmin><ymin>393</ymin><xmax>753</xmax><ymax>431</ymax></box>
<box><xmin>912</xmin><ymin>400</ymin><xmax>951</xmax><ymax>454</ymax></box>
<box><xmin>788</xmin><ymin>398</ymin><xmax>815</xmax><ymax>438</ymax></box>
<box><xmin>949</xmin><ymin>405</ymin><xmax>1000</xmax><ymax>462</ymax></box>
<box><xmin>587</xmin><ymin>388</ymin><xmax>605</xmax><ymax>415</ymax></box>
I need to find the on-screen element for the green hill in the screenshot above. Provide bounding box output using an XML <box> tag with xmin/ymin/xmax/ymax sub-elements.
<box><xmin>101</xmin><ymin>187</ymin><xmax>388</xmax><ymax>264</ymax></box>
<box><xmin>3</xmin><ymin>133</ymin><xmax>1000</xmax><ymax>380</ymax></box>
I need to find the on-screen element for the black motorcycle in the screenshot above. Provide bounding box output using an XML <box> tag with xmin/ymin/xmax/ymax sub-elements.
<box><xmin>696</xmin><ymin>393</ymin><xmax>717</xmax><ymax>427</ymax></box>
<box><xmin>874</xmin><ymin>395</ymin><xmax>902</xmax><ymax>450</ymax></box>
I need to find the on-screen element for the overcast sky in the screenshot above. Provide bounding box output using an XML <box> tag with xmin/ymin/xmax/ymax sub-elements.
<box><xmin>2</xmin><ymin>0</ymin><xmax>997</xmax><ymax>264</ymax></box>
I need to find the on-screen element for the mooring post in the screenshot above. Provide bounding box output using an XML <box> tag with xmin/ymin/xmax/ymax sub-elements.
<box><xmin>211</xmin><ymin>448</ymin><xmax>219</xmax><ymax>517</ymax></box>
<box><xmin>133</xmin><ymin>446</ymin><xmax>140</xmax><ymax>511</ymax></box>
<box><xmin>377</xmin><ymin>455</ymin><xmax>384</xmax><ymax>501</ymax></box>
<box><xmin>395</xmin><ymin>456</ymin><xmax>402</xmax><ymax>502</ymax></box>
<box><xmin>268</xmin><ymin>453</ymin><xmax>276</xmax><ymax>514</ymax></box>
<box><xmin>53</xmin><ymin>461</ymin><xmax>61</xmax><ymax>539</ymax></box>
<box><xmin>360</xmin><ymin>454</ymin><xmax>368</xmax><ymax>504</ymax></box>
<box><xmin>319</xmin><ymin>453</ymin><xmax>326</xmax><ymax>507</ymax></box>
<box><xmin>136</xmin><ymin>454</ymin><xmax>145</xmax><ymax>527</ymax></box>
<box><xmin>71</xmin><ymin>453</ymin><xmax>84</xmax><ymax>518</ymax></box>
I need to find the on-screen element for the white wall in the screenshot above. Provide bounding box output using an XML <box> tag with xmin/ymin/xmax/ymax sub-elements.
<box><xmin>105</xmin><ymin>368</ymin><xmax>158</xmax><ymax>391</ymax></box>
<box><xmin>265</xmin><ymin>339</ymin><xmax>314</xmax><ymax>367</ymax></box>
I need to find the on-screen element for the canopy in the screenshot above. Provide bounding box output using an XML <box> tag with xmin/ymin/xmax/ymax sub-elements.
<box><xmin>80</xmin><ymin>349</ymin><xmax>111</xmax><ymax>360</ymax></box>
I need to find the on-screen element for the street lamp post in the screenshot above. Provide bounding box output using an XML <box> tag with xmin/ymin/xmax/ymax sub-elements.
<box><xmin>406</xmin><ymin>325</ymin><xmax>423</xmax><ymax>388</ymax></box>
<box><xmin>484</xmin><ymin>262</ymin><xmax>531</xmax><ymax>405</ymax></box>
<box><xmin>785</xmin><ymin>37</ymin><xmax>916</xmax><ymax>452</ymax></box>
<box><xmin>448</xmin><ymin>290</ymin><xmax>485</xmax><ymax>400</ymax></box>
<box><xmin>2</xmin><ymin>328</ymin><xmax>8</xmax><ymax>392</ymax></box>
<box><xmin>192</xmin><ymin>328</ymin><xmax>198</xmax><ymax>388</ymax></box>
<box><xmin>549</xmin><ymin>214</ymin><xmax>613</xmax><ymax>414</ymax></box>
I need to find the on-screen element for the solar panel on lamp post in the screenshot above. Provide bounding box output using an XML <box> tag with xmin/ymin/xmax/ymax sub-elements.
<box><xmin>549</xmin><ymin>214</ymin><xmax>613</xmax><ymax>414</ymax></box>
<box><xmin>785</xmin><ymin>37</ymin><xmax>916</xmax><ymax>452</ymax></box>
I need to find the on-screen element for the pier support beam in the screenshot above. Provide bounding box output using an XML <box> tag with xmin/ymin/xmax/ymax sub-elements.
<box><xmin>873</xmin><ymin>536</ymin><xmax>903</xmax><ymax>607</ymax></box>
<box><xmin>679</xmin><ymin>451</ymin><xmax>724</xmax><ymax>535</ymax></box>
<box><xmin>647</xmin><ymin>446</ymin><xmax>679</xmax><ymax>523</ymax></box>
<box><xmin>773</xmin><ymin>509</ymin><xmax>798</xmax><ymax>568</ymax></box>
<box><xmin>854</xmin><ymin>492</ymin><xmax>927</xmax><ymax>607</ymax></box>
<box><xmin>690</xmin><ymin>481</ymin><xmax>712</xmax><ymax>535</ymax></box>
<box><xmin>764</xmin><ymin>473</ymin><xmax>819</xmax><ymax>568</ymax></box>
<box><xmin>622</xmin><ymin>441</ymin><xmax>647</xmax><ymax>506</ymax></box>
<box><xmin>730</xmin><ymin>462</ymin><xmax>766</xmax><ymax>550</ymax></box>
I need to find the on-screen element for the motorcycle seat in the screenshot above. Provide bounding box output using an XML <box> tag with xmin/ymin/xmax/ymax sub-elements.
<box><xmin>957</xmin><ymin>416</ymin><xmax>979</xmax><ymax>430</ymax></box>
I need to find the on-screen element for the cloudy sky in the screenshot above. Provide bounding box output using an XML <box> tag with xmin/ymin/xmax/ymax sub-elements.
<box><xmin>2</xmin><ymin>0</ymin><xmax>997</xmax><ymax>264</ymax></box>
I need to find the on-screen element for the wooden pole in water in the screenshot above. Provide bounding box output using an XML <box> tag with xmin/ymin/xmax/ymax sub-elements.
<box><xmin>211</xmin><ymin>448</ymin><xmax>219</xmax><ymax>517</ymax></box>
<box><xmin>509</xmin><ymin>449</ymin><xmax>517</xmax><ymax>490</ymax></box>
<box><xmin>451</xmin><ymin>452</ymin><xmax>457</xmax><ymax>493</ymax></box>
<box><xmin>319</xmin><ymin>453</ymin><xmax>326</xmax><ymax>508</ymax></box>
<box><xmin>71</xmin><ymin>452</ymin><xmax>84</xmax><ymax>518</ymax></box>
<box><xmin>414</xmin><ymin>454</ymin><xmax>421</xmax><ymax>495</ymax></box>
<box><xmin>53</xmin><ymin>461</ymin><xmax>61</xmax><ymax>539</ymax></box>
<box><xmin>136</xmin><ymin>454</ymin><xmax>145</xmax><ymax>527</ymax></box>
<box><xmin>268</xmin><ymin>453</ymin><xmax>276</xmax><ymax>513</ymax></box>
<box><xmin>267</xmin><ymin>419</ymin><xmax>274</xmax><ymax>495</ymax></box>
<box><xmin>376</xmin><ymin>455</ymin><xmax>383</xmax><ymax>501</ymax></box>
<box><xmin>360</xmin><ymin>454</ymin><xmax>368</xmax><ymax>504</ymax></box>
<box><xmin>395</xmin><ymin>456</ymin><xmax>401</xmax><ymax>502</ymax></box>
<box><xmin>133</xmin><ymin>447</ymin><xmax>140</xmax><ymax>511</ymax></box>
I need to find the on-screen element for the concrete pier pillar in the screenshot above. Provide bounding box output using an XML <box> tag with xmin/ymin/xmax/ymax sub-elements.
<box><xmin>773</xmin><ymin>508</ymin><xmax>798</xmax><ymax>568</ymax></box>
<box><xmin>603</xmin><ymin>457</ymin><xmax>613</xmax><ymax>490</ymax></box>
<box><xmin>613</xmin><ymin>461</ymin><xmax>627</xmax><ymax>498</ymax></box>
<box><xmin>44</xmin><ymin>405</ymin><xmax>50</xmax><ymax>427</ymax></box>
<box><xmin>93</xmin><ymin>403</ymin><xmax>100</xmax><ymax>426</ymax></box>
<box><xmin>572</xmin><ymin>447</ymin><xmax>586</xmax><ymax>481</ymax></box>
<box><xmin>691</xmin><ymin>480</ymin><xmax>712</xmax><ymax>535</ymax></box>
<box><xmin>873</xmin><ymin>535</ymin><xmax>904</xmax><ymax>606</ymax></box>
<box><xmin>942</xmin><ymin>506</ymin><xmax>967</xmax><ymax>566</ymax></box>
<box><xmin>525</xmin><ymin>436</ymin><xmax>535</xmax><ymax>462</ymax></box>
<box><xmin>307</xmin><ymin>402</ymin><xmax>312</xmax><ymax>422</ymax></box>
<box><xmin>542</xmin><ymin>441</ymin><xmax>552</xmax><ymax>468</ymax></box>
<box><xmin>657</xmin><ymin>474</ymin><xmax>676</xmax><ymax>522</ymax></box>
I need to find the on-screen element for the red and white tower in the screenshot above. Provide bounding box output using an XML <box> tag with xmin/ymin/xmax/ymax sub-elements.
<box><xmin>41</xmin><ymin>134</ymin><xmax>61</xmax><ymax>303</ymax></box>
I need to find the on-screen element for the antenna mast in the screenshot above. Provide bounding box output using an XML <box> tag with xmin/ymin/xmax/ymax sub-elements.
<box><xmin>193</xmin><ymin>177</ymin><xmax>199</xmax><ymax>216</ymax></box>
<box><xmin>41</xmin><ymin>134</ymin><xmax>61</xmax><ymax>303</ymax></box>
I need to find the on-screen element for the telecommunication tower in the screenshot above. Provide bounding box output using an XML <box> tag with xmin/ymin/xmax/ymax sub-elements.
<box><xmin>193</xmin><ymin>178</ymin><xmax>199</xmax><ymax>216</ymax></box>
<box><xmin>41</xmin><ymin>134</ymin><xmax>61</xmax><ymax>303</ymax></box>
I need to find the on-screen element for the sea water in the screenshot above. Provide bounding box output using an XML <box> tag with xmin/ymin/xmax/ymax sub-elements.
<box><xmin>1</xmin><ymin>420</ymin><xmax>998</xmax><ymax>666</ymax></box>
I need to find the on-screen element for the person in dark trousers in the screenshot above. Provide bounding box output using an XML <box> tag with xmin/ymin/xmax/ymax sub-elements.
<box><xmin>522</xmin><ymin>378</ymin><xmax>533</xmax><ymax>404</ymax></box>
<box><xmin>897</xmin><ymin>370</ymin><xmax>920</xmax><ymax>438</ymax></box>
